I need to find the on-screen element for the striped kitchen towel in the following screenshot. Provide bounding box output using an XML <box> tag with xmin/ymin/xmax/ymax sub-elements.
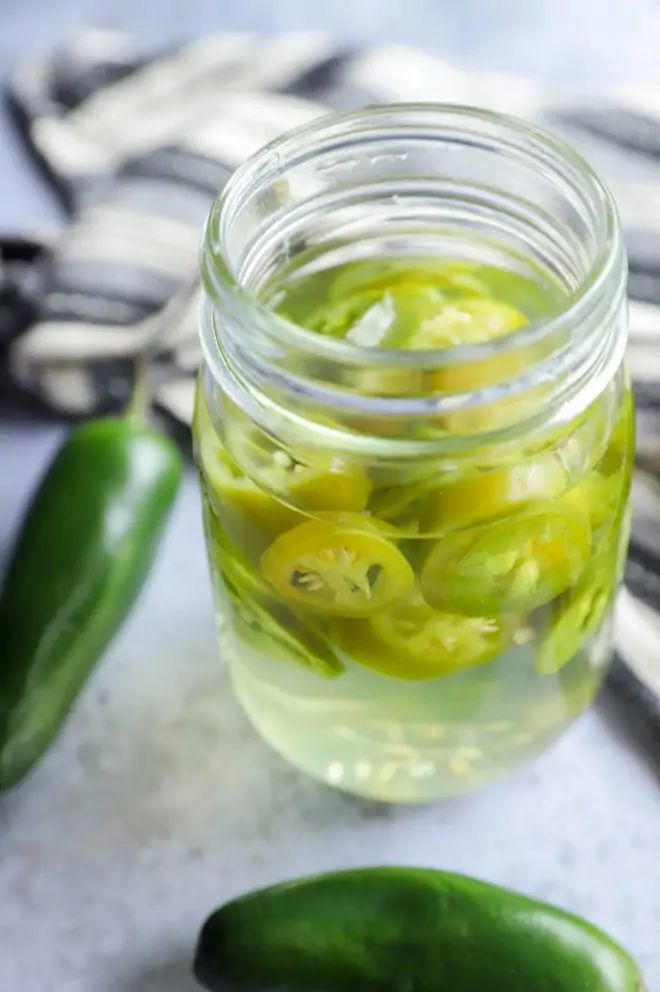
<box><xmin>5</xmin><ymin>28</ymin><xmax>660</xmax><ymax>732</ymax></box>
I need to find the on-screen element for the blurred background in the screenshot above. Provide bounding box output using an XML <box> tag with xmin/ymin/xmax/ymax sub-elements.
<box><xmin>3</xmin><ymin>0</ymin><xmax>660</xmax><ymax>229</ymax></box>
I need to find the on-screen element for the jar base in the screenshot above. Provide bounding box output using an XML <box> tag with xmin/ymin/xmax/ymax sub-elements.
<box><xmin>227</xmin><ymin>643</ymin><xmax>604</xmax><ymax>804</ymax></box>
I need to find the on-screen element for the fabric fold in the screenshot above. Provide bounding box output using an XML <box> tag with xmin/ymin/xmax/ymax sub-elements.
<box><xmin>6</xmin><ymin>27</ymin><xmax>660</xmax><ymax>728</ymax></box>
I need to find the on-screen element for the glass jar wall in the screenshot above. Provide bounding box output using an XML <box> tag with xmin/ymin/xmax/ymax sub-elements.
<box><xmin>193</xmin><ymin>105</ymin><xmax>633</xmax><ymax>802</ymax></box>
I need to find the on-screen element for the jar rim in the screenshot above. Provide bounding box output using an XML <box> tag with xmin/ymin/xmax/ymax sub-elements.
<box><xmin>206</xmin><ymin>101</ymin><xmax>619</xmax><ymax>356</ymax></box>
<box><xmin>200</xmin><ymin>103</ymin><xmax>626</xmax><ymax>450</ymax></box>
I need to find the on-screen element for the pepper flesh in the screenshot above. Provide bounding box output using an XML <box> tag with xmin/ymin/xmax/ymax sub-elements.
<box><xmin>0</xmin><ymin>418</ymin><xmax>183</xmax><ymax>789</ymax></box>
<box><xmin>194</xmin><ymin>867</ymin><xmax>643</xmax><ymax>992</ymax></box>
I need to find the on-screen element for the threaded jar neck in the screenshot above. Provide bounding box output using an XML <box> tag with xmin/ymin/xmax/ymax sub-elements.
<box><xmin>200</xmin><ymin>104</ymin><xmax>626</xmax><ymax>456</ymax></box>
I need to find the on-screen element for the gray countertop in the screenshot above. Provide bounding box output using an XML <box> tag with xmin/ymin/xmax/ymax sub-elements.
<box><xmin>2</xmin><ymin>3</ymin><xmax>660</xmax><ymax>991</ymax></box>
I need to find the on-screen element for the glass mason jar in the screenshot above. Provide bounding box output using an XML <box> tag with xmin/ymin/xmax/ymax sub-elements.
<box><xmin>193</xmin><ymin>105</ymin><xmax>633</xmax><ymax>803</ymax></box>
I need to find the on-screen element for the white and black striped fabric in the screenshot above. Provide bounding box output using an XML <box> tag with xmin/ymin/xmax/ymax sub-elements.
<box><xmin>5</xmin><ymin>28</ymin><xmax>660</xmax><ymax>729</ymax></box>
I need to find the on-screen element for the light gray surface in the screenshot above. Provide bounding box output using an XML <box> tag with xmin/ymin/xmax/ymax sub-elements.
<box><xmin>2</xmin><ymin>426</ymin><xmax>660</xmax><ymax>992</ymax></box>
<box><xmin>2</xmin><ymin>423</ymin><xmax>660</xmax><ymax>992</ymax></box>
<box><xmin>2</xmin><ymin>3</ymin><xmax>660</xmax><ymax>991</ymax></box>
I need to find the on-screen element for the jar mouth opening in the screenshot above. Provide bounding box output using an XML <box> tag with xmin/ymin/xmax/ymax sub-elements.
<box><xmin>204</xmin><ymin>102</ymin><xmax>620</xmax><ymax>371</ymax></box>
<box><xmin>201</xmin><ymin>103</ymin><xmax>626</xmax><ymax>450</ymax></box>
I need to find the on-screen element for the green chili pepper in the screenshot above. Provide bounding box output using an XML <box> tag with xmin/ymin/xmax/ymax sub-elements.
<box><xmin>0</xmin><ymin>414</ymin><xmax>183</xmax><ymax>789</ymax></box>
<box><xmin>194</xmin><ymin>867</ymin><xmax>643</xmax><ymax>992</ymax></box>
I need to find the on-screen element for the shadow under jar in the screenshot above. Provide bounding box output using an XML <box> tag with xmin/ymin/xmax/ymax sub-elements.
<box><xmin>193</xmin><ymin>105</ymin><xmax>633</xmax><ymax>803</ymax></box>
